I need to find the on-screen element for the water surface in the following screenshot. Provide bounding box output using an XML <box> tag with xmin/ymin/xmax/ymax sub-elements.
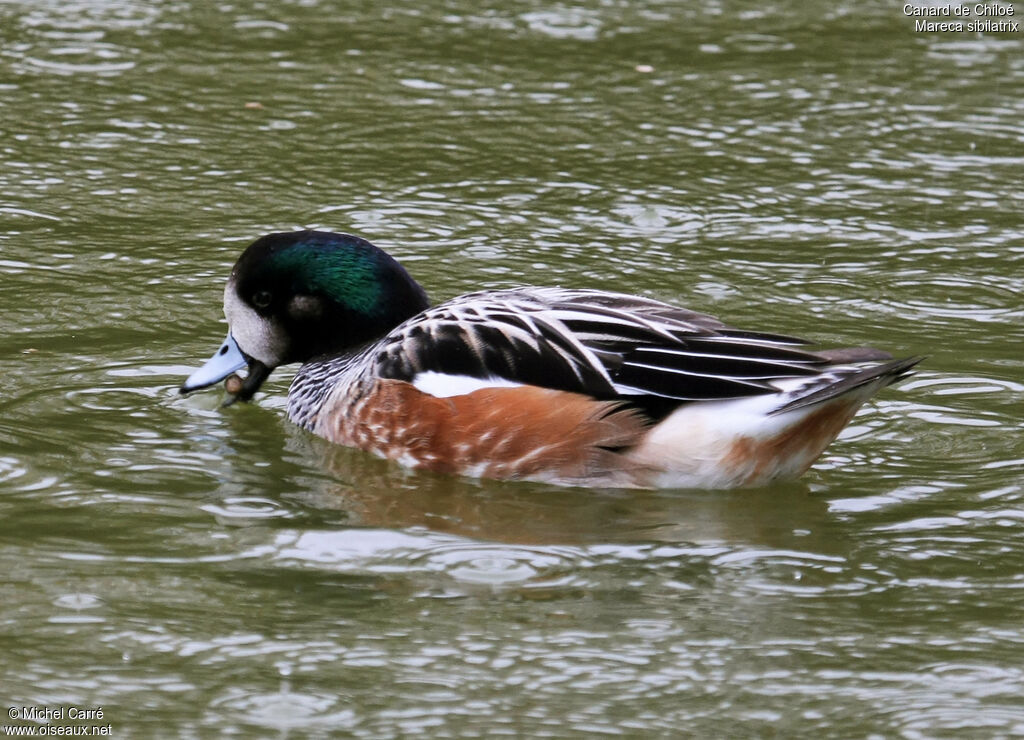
<box><xmin>1</xmin><ymin>1</ymin><xmax>1022</xmax><ymax>736</ymax></box>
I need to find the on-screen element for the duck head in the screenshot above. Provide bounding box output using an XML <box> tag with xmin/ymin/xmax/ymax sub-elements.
<box><xmin>180</xmin><ymin>230</ymin><xmax>429</xmax><ymax>403</ymax></box>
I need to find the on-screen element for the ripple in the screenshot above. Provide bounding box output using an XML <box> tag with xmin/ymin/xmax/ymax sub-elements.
<box><xmin>520</xmin><ymin>9</ymin><xmax>602</xmax><ymax>40</ymax></box>
<box><xmin>896</xmin><ymin>705</ymin><xmax>1024</xmax><ymax>738</ymax></box>
<box><xmin>903</xmin><ymin>375</ymin><xmax>1024</xmax><ymax>396</ymax></box>
<box><xmin>48</xmin><ymin>593</ymin><xmax>106</xmax><ymax>625</ymax></box>
<box><xmin>907</xmin><ymin>405</ymin><xmax>1001</xmax><ymax>428</ymax></box>
<box><xmin>0</xmin><ymin>206</ymin><xmax>62</xmax><ymax>222</ymax></box>
<box><xmin>207</xmin><ymin>686</ymin><xmax>356</xmax><ymax>732</ymax></box>
<box><xmin>0</xmin><ymin>452</ymin><xmax>63</xmax><ymax>495</ymax></box>
<box><xmin>724</xmin><ymin>33</ymin><xmax>796</xmax><ymax>53</ymax></box>
<box><xmin>53</xmin><ymin>593</ymin><xmax>104</xmax><ymax>610</ymax></box>
<box><xmin>64</xmin><ymin>385</ymin><xmax>159</xmax><ymax>412</ymax></box>
<box><xmin>883</xmin><ymin>276</ymin><xmax>1023</xmax><ymax>323</ymax></box>
<box><xmin>271</xmin><ymin>529</ymin><xmax>588</xmax><ymax>589</ymax></box>
<box><xmin>412</xmin><ymin>542</ymin><xmax>584</xmax><ymax>586</ymax></box>
<box><xmin>201</xmin><ymin>497</ymin><xmax>295</xmax><ymax>525</ymax></box>
<box><xmin>829</xmin><ymin>481</ymin><xmax>965</xmax><ymax>515</ymax></box>
<box><xmin>0</xmin><ymin>456</ymin><xmax>27</xmax><ymax>485</ymax></box>
<box><xmin>21</xmin><ymin>51</ymin><xmax>135</xmax><ymax>75</ymax></box>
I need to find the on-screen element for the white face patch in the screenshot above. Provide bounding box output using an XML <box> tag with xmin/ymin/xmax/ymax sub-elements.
<box><xmin>411</xmin><ymin>371</ymin><xmax>523</xmax><ymax>398</ymax></box>
<box><xmin>223</xmin><ymin>279</ymin><xmax>288</xmax><ymax>367</ymax></box>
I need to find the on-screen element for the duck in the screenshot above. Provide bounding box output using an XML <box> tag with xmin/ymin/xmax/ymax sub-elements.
<box><xmin>181</xmin><ymin>230</ymin><xmax>921</xmax><ymax>489</ymax></box>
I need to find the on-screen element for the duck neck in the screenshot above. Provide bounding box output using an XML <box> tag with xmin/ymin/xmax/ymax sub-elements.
<box><xmin>287</xmin><ymin>352</ymin><xmax>366</xmax><ymax>430</ymax></box>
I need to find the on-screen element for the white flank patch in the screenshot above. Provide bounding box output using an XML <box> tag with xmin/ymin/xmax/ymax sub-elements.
<box><xmin>412</xmin><ymin>371</ymin><xmax>523</xmax><ymax>398</ymax></box>
<box><xmin>627</xmin><ymin>396</ymin><xmax>800</xmax><ymax>489</ymax></box>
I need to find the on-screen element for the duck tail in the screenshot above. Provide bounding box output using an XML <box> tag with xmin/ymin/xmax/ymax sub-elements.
<box><xmin>770</xmin><ymin>355</ymin><xmax>924</xmax><ymax>415</ymax></box>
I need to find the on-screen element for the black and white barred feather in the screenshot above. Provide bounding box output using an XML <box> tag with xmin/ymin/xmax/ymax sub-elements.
<box><xmin>349</xmin><ymin>287</ymin><xmax>914</xmax><ymax>418</ymax></box>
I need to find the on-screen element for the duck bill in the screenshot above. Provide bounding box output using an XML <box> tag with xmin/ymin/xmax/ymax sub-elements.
<box><xmin>180</xmin><ymin>333</ymin><xmax>273</xmax><ymax>403</ymax></box>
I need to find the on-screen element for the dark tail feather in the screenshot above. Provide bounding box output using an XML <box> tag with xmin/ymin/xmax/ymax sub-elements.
<box><xmin>771</xmin><ymin>356</ymin><xmax>924</xmax><ymax>415</ymax></box>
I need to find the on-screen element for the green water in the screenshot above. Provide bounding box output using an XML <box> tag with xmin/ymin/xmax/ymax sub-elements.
<box><xmin>2</xmin><ymin>0</ymin><xmax>1022</xmax><ymax>736</ymax></box>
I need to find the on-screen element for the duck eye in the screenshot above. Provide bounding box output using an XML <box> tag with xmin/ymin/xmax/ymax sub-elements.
<box><xmin>253</xmin><ymin>290</ymin><xmax>273</xmax><ymax>308</ymax></box>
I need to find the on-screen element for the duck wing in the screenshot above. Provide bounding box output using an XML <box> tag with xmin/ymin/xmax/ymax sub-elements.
<box><xmin>370</xmin><ymin>287</ymin><xmax>837</xmax><ymax>408</ymax></box>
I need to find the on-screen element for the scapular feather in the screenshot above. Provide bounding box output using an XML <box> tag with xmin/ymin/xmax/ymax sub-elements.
<box><xmin>370</xmin><ymin>287</ymin><xmax>840</xmax><ymax>412</ymax></box>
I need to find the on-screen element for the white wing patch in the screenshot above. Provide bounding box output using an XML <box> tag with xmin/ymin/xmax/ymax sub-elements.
<box><xmin>412</xmin><ymin>371</ymin><xmax>523</xmax><ymax>398</ymax></box>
